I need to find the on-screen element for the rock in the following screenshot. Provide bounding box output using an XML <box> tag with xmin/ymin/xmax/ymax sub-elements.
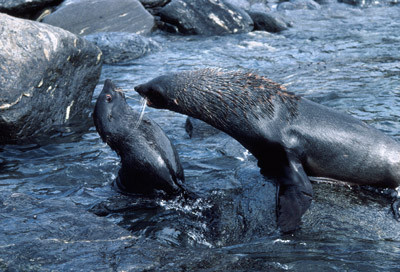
<box><xmin>0</xmin><ymin>14</ymin><xmax>102</xmax><ymax>144</ymax></box>
<box><xmin>247</xmin><ymin>2</ymin><xmax>271</xmax><ymax>12</ymax></box>
<box><xmin>84</xmin><ymin>32</ymin><xmax>160</xmax><ymax>64</ymax></box>
<box><xmin>185</xmin><ymin>117</ymin><xmax>221</xmax><ymax>138</ymax></box>
<box><xmin>339</xmin><ymin>0</ymin><xmax>398</xmax><ymax>6</ymax></box>
<box><xmin>277</xmin><ymin>0</ymin><xmax>320</xmax><ymax>10</ymax></box>
<box><xmin>0</xmin><ymin>192</ymin><xmax>149</xmax><ymax>271</ymax></box>
<box><xmin>247</xmin><ymin>11</ymin><xmax>291</xmax><ymax>33</ymax></box>
<box><xmin>139</xmin><ymin>0</ymin><xmax>170</xmax><ymax>8</ymax></box>
<box><xmin>226</xmin><ymin>0</ymin><xmax>252</xmax><ymax>9</ymax></box>
<box><xmin>158</xmin><ymin>0</ymin><xmax>254</xmax><ymax>35</ymax></box>
<box><xmin>42</xmin><ymin>0</ymin><xmax>155</xmax><ymax>36</ymax></box>
<box><xmin>225</xmin><ymin>0</ymin><xmax>270</xmax><ymax>11</ymax></box>
<box><xmin>0</xmin><ymin>0</ymin><xmax>63</xmax><ymax>19</ymax></box>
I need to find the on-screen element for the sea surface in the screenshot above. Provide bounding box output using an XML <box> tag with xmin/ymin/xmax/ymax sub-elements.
<box><xmin>1</xmin><ymin>3</ymin><xmax>400</xmax><ymax>271</ymax></box>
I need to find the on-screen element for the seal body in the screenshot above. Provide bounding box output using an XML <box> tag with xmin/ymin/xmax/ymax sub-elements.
<box><xmin>93</xmin><ymin>79</ymin><xmax>185</xmax><ymax>196</ymax></box>
<box><xmin>135</xmin><ymin>69</ymin><xmax>400</xmax><ymax>232</ymax></box>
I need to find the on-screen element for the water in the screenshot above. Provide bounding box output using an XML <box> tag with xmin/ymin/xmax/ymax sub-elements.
<box><xmin>1</xmin><ymin>3</ymin><xmax>400</xmax><ymax>271</ymax></box>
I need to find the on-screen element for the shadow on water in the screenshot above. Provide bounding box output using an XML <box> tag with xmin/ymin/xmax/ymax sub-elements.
<box><xmin>1</xmin><ymin>3</ymin><xmax>400</xmax><ymax>271</ymax></box>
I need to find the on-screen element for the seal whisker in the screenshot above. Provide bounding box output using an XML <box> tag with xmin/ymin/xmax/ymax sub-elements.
<box><xmin>124</xmin><ymin>94</ymin><xmax>142</xmax><ymax>101</ymax></box>
<box><xmin>114</xmin><ymin>88</ymin><xmax>143</xmax><ymax>101</ymax></box>
<box><xmin>134</xmin><ymin>98</ymin><xmax>147</xmax><ymax>129</ymax></box>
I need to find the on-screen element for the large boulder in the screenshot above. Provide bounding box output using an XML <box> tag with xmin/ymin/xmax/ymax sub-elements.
<box><xmin>84</xmin><ymin>32</ymin><xmax>160</xmax><ymax>64</ymax></box>
<box><xmin>0</xmin><ymin>0</ymin><xmax>62</xmax><ymax>19</ymax></box>
<box><xmin>42</xmin><ymin>0</ymin><xmax>155</xmax><ymax>36</ymax></box>
<box><xmin>158</xmin><ymin>0</ymin><xmax>254</xmax><ymax>35</ymax></box>
<box><xmin>247</xmin><ymin>11</ymin><xmax>291</xmax><ymax>33</ymax></box>
<box><xmin>0</xmin><ymin>13</ymin><xmax>102</xmax><ymax>144</ymax></box>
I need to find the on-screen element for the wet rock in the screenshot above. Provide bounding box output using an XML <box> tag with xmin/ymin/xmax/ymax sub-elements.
<box><xmin>225</xmin><ymin>0</ymin><xmax>270</xmax><ymax>11</ymax></box>
<box><xmin>185</xmin><ymin>117</ymin><xmax>221</xmax><ymax>138</ymax></box>
<box><xmin>339</xmin><ymin>0</ymin><xmax>398</xmax><ymax>6</ymax></box>
<box><xmin>0</xmin><ymin>14</ymin><xmax>102</xmax><ymax>144</ymax></box>
<box><xmin>139</xmin><ymin>0</ymin><xmax>170</xmax><ymax>8</ymax></box>
<box><xmin>158</xmin><ymin>0</ymin><xmax>254</xmax><ymax>35</ymax></box>
<box><xmin>42</xmin><ymin>0</ymin><xmax>155</xmax><ymax>36</ymax></box>
<box><xmin>84</xmin><ymin>32</ymin><xmax>160</xmax><ymax>64</ymax></box>
<box><xmin>0</xmin><ymin>0</ymin><xmax>63</xmax><ymax>19</ymax></box>
<box><xmin>277</xmin><ymin>0</ymin><xmax>320</xmax><ymax>10</ymax></box>
<box><xmin>313</xmin><ymin>0</ymin><xmax>337</xmax><ymax>4</ymax></box>
<box><xmin>0</xmin><ymin>192</ymin><xmax>153</xmax><ymax>271</ymax></box>
<box><xmin>247</xmin><ymin>11</ymin><xmax>291</xmax><ymax>33</ymax></box>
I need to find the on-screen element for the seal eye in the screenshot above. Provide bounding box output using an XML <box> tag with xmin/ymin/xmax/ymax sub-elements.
<box><xmin>105</xmin><ymin>94</ymin><xmax>112</xmax><ymax>102</ymax></box>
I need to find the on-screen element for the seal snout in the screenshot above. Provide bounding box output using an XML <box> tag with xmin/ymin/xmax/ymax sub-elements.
<box><xmin>104</xmin><ymin>79</ymin><xmax>117</xmax><ymax>92</ymax></box>
<box><xmin>134</xmin><ymin>84</ymin><xmax>153</xmax><ymax>106</ymax></box>
<box><xmin>134</xmin><ymin>84</ymin><xmax>146</xmax><ymax>97</ymax></box>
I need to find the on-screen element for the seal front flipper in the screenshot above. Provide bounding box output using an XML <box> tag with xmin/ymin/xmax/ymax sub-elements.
<box><xmin>276</xmin><ymin>155</ymin><xmax>313</xmax><ymax>233</ymax></box>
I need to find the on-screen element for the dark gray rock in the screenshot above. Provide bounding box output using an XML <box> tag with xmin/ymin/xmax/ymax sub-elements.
<box><xmin>42</xmin><ymin>0</ymin><xmax>155</xmax><ymax>36</ymax></box>
<box><xmin>277</xmin><ymin>0</ymin><xmax>320</xmax><ymax>10</ymax></box>
<box><xmin>0</xmin><ymin>14</ymin><xmax>102</xmax><ymax>144</ymax></box>
<box><xmin>0</xmin><ymin>0</ymin><xmax>62</xmax><ymax>19</ymax></box>
<box><xmin>185</xmin><ymin>117</ymin><xmax>221</xmax><ymax>138</ymax></box>
<box><xmin>339</xmin><ymin>0</ymin><xmax>398</xmax><ymax>6</ymax></box>
<box><xmin>0</xmin><ymin>192</ymin><xmax>154</xmax><ymax>271</ymax></box>
<box><xmin>139</xmin><ymin>0</ymin><xmax>170</xmax><ymax>8</ymax></box>
<box><xmin>158</xmin><ymin>0</ymin><xmax>254</xmax><ymax>35</ymax></box>
<box><xmin>247</xmin><ymin>11</ymin><xmax>291</xmax><ymax>33</ymax></box>
<box><xmin>84</xmin><ymin>32</ymin><xmax>160</xmax><ymax>64</ymax></box>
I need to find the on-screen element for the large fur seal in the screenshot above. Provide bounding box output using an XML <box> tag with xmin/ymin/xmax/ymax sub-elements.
<box><xmin>93</xmin><ymin>79</ymin><xmax>185</xmax><ymax>196</ymax></box>
<box><xmin>135</xmin><ymin>69</ymin><xmax>400</xmax><ymax>232</ymax></box>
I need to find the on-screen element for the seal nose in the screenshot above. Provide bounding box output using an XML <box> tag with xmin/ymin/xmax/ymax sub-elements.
<box><xmin>134</xmin><ymin>84</ymin><xmax>145</xmax><ymax>97</ymax></box>
<box><xmin>104</xmin><ymin>79</ymin><xmax>117</xmax><ymax>92</ymax></box>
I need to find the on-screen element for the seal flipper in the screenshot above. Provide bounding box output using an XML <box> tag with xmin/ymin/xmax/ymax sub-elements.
<box><xmin>276</xmin><ymin>155</ymin><xmax>313</xmax><ymax>233</ymax></box>
<box><xmin>391</xmin><ymin>187</ymin><xmax>400</xmax><ymax>221</ymax></box>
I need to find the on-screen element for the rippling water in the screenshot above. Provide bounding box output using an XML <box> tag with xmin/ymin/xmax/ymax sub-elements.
<box><xmin>1</xmin><ymin>3</ymin><xmax>400</xmax><ymax>271</ymax></box>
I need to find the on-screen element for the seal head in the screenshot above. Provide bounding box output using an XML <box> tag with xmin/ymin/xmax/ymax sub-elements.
<box><xmin>94</xmin><ymin>79</ymin><xmax>185</xmax><ymax>196</ymax></box>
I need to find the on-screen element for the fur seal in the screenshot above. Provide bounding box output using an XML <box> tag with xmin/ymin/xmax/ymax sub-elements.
<box><xmin>93</xmin><ymin>79</ymin><xmax>185</xmax><ymax>196</ymax></box>
<box><xmin>135</xmin><ymin>69</ymin><xmax>400</xmax><ymax>232</ymax></box>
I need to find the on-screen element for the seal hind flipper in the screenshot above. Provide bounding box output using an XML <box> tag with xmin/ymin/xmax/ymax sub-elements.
<box><xmin>392</xmin><ymin>199</ymin><xmax>400</xmax><ymax>221</ymax></box>
<box><xmin>276</xmin><ymin>155</ymin><xmax>313</xmax><ymax>233</ymax></box>
<box><xmin>392</xmin><ymin>188</ymin><xmax>400</xmax><ymax>221</ymax></box>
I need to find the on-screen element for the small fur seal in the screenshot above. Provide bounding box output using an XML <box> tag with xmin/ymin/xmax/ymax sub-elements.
<box><xmin>93</xmin><ymin>79</ymin><xmax>185</xmax><ymax>196</ymax></box>
<box><xmin>135</xmin><ymin>69</ymin><xmax>400</xmax><ymax>232</ymax></box>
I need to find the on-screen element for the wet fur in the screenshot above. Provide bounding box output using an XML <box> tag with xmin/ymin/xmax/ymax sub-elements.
<box><xmin>135</xmin><ymin>69</ymin><xmax>400</xmax><ymax>232</ymax></box>
<box><xmin>170</xmin><ymin>69</ymin><xmax>299</xmax><ymax>128</ymax></box>
<box><xmin>94</xmin><ymin>80</ymin><xmax>185</xmax><ymax>196</ymax></box>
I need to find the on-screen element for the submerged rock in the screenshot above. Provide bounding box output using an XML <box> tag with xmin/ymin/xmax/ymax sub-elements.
<box><xmin>339</xmin><ymin>0</ymin><xmax>399</xmax><ymax>6</ymax></box>
<box><xmin>84</xmin><ymin>32</ymin><xmax>160</xmax><ymax>64</ymax></box>
<box><xmin>42</xmin><ymin>0</ymin><xmax>155</xmax><ymax>36</ymax></box>
<box><xmin>247</xmin><ymin>11</ymin><xmax>291</xmax><ymax>33</ymax></box>
<box><xmin>0</xmin><ymin>14</ymin><xmax>102</xmax><ymax>144</ymax></box>
<box><xmin>0</xmin><ymin>192</ymin><xmax>143</xmax><ymax>271</ymax></box>
<box><xmin>0</xmin><ymin>0</ymin><xmax>63</xmax><ymax>19</ymax></box>
<box><xmin>185</xmin><ymin>117</ymin><xmax>221</xmax><ymax>138</ymax></box>
<box><xmin>277</xmin><ymin>0</ymin><xmax>321</xmax><ymax>10</ymax></box>
<box><xmin>158</xmin><ymin>0</ymin><xmax>254</xmax><ymax>35</ymax></box>
<box><xmin>225</xmin><ymin>0</ymin><xmax>271</xmax><ymax>10</ymax></box>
